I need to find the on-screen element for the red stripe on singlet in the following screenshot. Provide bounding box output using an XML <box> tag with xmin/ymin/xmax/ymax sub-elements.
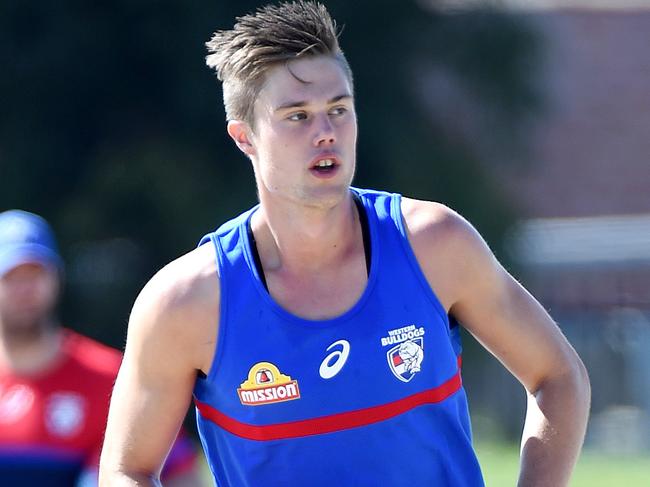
<box><xmin>194</xmin><ymin>357</ymin><xmax>462</xmax><ymax>441</ymax></box>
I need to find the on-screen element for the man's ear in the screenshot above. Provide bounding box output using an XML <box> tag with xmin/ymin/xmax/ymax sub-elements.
<box><xmin>227</xmin><ymin>120</ymin><xmax>256</xmax><ymax>157</ymax></box>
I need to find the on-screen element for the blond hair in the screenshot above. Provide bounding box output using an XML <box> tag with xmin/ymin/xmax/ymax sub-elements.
<box><xmin>206</xmin><ymin>1</ymin><xmax>352</xmax><ymax>126</ymax></box>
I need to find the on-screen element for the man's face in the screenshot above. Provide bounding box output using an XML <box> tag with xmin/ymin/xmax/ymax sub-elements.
<box><xmin>247</xmin><ymin>55</ymin><xmax>357</xmax><ymax>209</ymax></box>
<box><xmin>0</xmin><ymin>263</ymin><xmax>59</xmax><ymax>334</ymax></box>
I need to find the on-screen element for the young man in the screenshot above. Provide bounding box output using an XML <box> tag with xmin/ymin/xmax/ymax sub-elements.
<box><xmin>100</xmin><ymin>2</ymin><xmax>590</xmax><ymax>486</ymax></box>
<box><xmin>0</xmin><ymin>210</ymin><xmax>203</xmax><ymax>486</ymax></box>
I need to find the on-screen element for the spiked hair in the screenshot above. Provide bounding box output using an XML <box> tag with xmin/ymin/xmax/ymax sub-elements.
<box><xmin>205</xmin><ymin>1</ymin><xmax>352</xmax><ymax>126</ymax></box>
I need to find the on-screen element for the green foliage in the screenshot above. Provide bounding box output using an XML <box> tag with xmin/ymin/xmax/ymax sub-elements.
<box><xmin>0</xmin><ymin>1</ymin><xmax>542</xmax><ymax>346</ymax></box>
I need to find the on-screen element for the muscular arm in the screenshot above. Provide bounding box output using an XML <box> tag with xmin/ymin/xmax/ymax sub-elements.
<box><xmin>453</xmin><ymin>242</ymin><xmax>590</xmax><ymax>487</ymax></box>
<box><xmin>404</xmin><ymin>199</ymin><xmax>590</xmax><ymax>487</ymax></box>
<box><xmin>99</xmin><ymin>246</ymin><xmax>218</xmax><ymax>486</ymax></box>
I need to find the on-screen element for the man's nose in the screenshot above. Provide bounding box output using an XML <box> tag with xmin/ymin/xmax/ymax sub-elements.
<box><xmin>313</xmin><ymin>115</ymin><xmax>336</xmax><ymax>146</ymax></box>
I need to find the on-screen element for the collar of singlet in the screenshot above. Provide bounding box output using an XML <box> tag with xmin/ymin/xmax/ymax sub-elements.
<box><xmin>246</xmin><ymin>192</ymin><xmax>371</xmax><ymax>292</ymax></box>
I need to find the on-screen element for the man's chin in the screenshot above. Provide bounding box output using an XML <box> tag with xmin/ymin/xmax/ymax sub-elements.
<box><xmin>260</xmin><ymin>180</ymin><xmax>352</xmax><ymax>211</ymax></box>
<box><xmin>300</xmin><ymin>184</ymin><xmax>351</xmax><ymax>209</ymax></box>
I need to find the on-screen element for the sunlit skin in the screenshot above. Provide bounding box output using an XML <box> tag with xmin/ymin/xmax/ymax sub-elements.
<box><xmin>230</xmin><ymin>55</ymin><xmax>358</xmax><ymax>211</ymax></box>
<box><xmin>227</xmin><ymin>56</ymin><xmax>365</xmax><ymax>317</ymax></box>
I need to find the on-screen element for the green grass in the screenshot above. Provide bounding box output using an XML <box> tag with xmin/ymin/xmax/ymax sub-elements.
<box><xmin>476</xmin><ymin>442</ymin><xmax>650</xmax><ymax>486</ymax></box>
<box><xmin>198</xmin><ymin>441</ymin><xmax>650</xmax><ymax>486</ymax></box>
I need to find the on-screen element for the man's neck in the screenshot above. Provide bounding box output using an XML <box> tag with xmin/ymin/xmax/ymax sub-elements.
<box><xmin>0</xmin><ymin>321</ymin><xmax>63</xmax><ymax>375</ymax></box>
<box><xmin>251</xmin><ymin>191</ymin><xmax>360</xmax><ymax>276</ymax></box>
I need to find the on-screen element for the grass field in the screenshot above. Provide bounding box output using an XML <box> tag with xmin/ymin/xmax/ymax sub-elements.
<box><xmin>476</xmin><ymin>442</ymin><xmax>650</xmax><ymax>486</ymax></box>
<box><xmin>198</xmin><ymin>442</ymin><xmax>650</xmax><ymax>485</ymax></box>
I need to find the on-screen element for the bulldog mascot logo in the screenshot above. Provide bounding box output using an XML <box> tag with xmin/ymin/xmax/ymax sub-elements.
<box><xmin>387</xmin><ymin>338</ymin><xmax>425</xmax><ymax>382</ymax></box>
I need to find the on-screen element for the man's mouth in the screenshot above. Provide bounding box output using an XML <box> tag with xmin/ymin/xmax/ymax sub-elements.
<box><xmin>313</xmin><ymin>158</ymin><xmax>336</xmax><ymax>173</ymax></box>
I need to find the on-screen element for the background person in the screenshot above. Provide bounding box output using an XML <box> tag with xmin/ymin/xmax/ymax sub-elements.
<box><xmin>0</xmin><ymin>209</ymin><xmax>204</xmax><ymax>486</ymax></box>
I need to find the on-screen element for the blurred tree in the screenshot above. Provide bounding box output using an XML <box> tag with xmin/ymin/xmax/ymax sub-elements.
<box><xmin>0</xmin><ymin>0</ymin><xmax>541</xmax><ymax>354</ymax></box>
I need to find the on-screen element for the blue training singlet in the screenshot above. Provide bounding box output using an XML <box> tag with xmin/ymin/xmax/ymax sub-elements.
<box><xmin>193</xmin><ymin>188</ymin><xmax>484</xmax><ymax>487</ymax></box>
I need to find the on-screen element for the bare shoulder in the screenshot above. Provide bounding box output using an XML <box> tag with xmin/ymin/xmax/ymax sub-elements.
<box><xmin>128</xmin><ymin>243</ymin><xmax>220</xmax><ymax>374</ymax></box>
<box><xmin>401</xmin><ymin>196</ymin><xmax>588</xmax><ymax>407</ymax></box>
<box><xmin>400</xmin><ymin>197</ymin><xmax>484</xmax><ymax>249</ymax></box>
<box><xmin>400</xmin><ymin>197</ymin><xmax>495</xmax><ymax>311</ymax></box>
<box><xmin>100</xmin><ymin>244</ymin><xmax>219</xmax><ymax>481</ymax></box>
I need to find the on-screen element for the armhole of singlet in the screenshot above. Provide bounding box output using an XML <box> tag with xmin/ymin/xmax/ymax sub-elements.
<box><xmin>390</xmin><ymin>194</ymin><xmax>451</xmax><ymax>330</ymax></box>
<box><xmin>352</xmin><ymin>191</ymin><xmax>372</xmax><ymax>275</ymax></box>
<box><xmin>198</xmin><ymin>231</ymin><xmax>228</xmax><ymax>382</ymax></box>
<box><xmin>247</xmin><ymin>194</ymin><xmax>372</xmax><ymax>292</ymax></box>
<box><xmin>247</xmin><ymin>218</ymin><xmax>268</xmax><ymax>290</ymax></box>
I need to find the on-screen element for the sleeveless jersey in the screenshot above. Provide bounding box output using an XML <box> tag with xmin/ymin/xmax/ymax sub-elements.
<box><xmin>194</xmin><ymin>188</ymin><xmax>484</xmax><ymax>487</ymax></box>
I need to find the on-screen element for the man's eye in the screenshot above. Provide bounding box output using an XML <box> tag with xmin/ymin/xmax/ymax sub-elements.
<box><xmin>330</xmin><ymin>107</ymin><xmax>347</xmax><ymax>116</ymax></box>
<box><xmin>288</xmin><ymin>112</ymin><xmax>307</xmax><ymax>121</ymax></box>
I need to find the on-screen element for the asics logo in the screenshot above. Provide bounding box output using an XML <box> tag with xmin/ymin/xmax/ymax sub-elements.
<box><xmin>319</xmin><ymin>339</ymin><xmax>350</xmax><ymax>379</ymax></box>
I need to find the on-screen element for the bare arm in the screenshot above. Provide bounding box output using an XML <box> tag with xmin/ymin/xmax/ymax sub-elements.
<box><xmin>454</xmin><ymin>254</ymin><xmax>590</xmax><ymax>487</ymax></box>
<box><xmin>404</xmin><ymin>199</ymin><xmax>590</xmax><ymax>487</ymax></box>
<box><xmin>99</xmin><ymin>246</ymin><xmax>218</xmax><ymax>486</ymax></box>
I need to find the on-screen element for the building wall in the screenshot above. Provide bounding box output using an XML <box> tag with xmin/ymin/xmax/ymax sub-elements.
<box><xmin>503</xmin><ymin>10</ymin><xmax>650</xmax><ymax>451</ymax></box>
<box><xmin>502</xmin><ymin>11</ymin><xmax>650</xmax><ymax>218</ymax></box>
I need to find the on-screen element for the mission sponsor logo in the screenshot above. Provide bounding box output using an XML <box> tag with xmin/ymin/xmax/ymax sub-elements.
<box><xmin>237</xmin><ymin>362</ymin><xmax>301</xmax><ymax>406</ymax></box>
<box><xmin>381</xmin><ymin>325</ymin><xmax>425</xmax><ymax>382</ymax></box>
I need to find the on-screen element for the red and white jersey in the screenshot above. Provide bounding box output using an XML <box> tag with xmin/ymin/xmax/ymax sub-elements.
<box><xmin>0</xmin><ymin>328</ymin><xmax>197</xmax><ymax>486</ymax></box>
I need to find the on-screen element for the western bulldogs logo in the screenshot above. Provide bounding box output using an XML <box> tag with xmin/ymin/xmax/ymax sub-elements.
<box><xmin>387</xmin><ymin>338</ymin><xmax>424</xmax><ymax>382</ymax></box>
<box><xmin>381</xmin><ymin>324</ymin><xmax>426</xmax><ymax>382</ymax></box>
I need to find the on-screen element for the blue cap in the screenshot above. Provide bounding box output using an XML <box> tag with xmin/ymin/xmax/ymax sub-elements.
<box><xmin>0</xmin><ymin>210</ymin><xmax>63</xmax><ymax>277</ymax></box>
